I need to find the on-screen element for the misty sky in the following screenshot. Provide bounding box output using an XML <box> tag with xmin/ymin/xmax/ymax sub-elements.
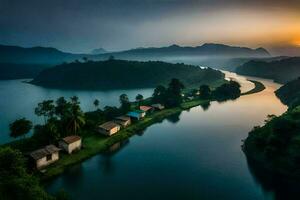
<box><xmin>0</xmin><ymin>0</ymin><xmax>299</xmax><ymax>55</ymax></box>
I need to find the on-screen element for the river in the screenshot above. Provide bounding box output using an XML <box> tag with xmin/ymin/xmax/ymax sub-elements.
<box><xmin>40</xmin><ymin>73</ymin><xmax>293</xmax><ymax>200</ymax></box>
<box><xmin>0</xmin><ymin>80</ymin><xmax>153</xmax><ymax>144</ymax></box>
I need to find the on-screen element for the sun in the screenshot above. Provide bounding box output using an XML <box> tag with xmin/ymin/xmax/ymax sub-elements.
<box><xmin>293</xmin><ymin>39</ymin><xmax>300</xmax><ymax>46</ymax></box>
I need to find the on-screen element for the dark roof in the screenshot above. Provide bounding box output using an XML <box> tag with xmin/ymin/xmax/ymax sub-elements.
<box><xmin>99</xmin><ymin>121</ymin><xmax>120</xmax><ymax>131</ymax></box>
<box><xmin>62</xmin><ymin>135</ymin><xmax>81</xmax><ymax>144</ymax></box>
<box><xmin>115</xmin><ymin>116</ymin><xmax>131</xmax><ymax>122</ymax></box>
<box><xmin>30</xmin><ymin>145</ymin><xmax>60</xmax><ymax>160</ymax></box>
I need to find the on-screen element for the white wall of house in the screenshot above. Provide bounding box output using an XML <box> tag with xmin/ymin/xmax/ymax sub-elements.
<box><xmin>99</xmin><ymin>126</ymin><xmax>120</xmax><ymax>136</ymax></box>
<box><xmin>67</xmin><ymin>140</ymin><xmax>82</xmax><ymax>154</ymax></box>
<box><xmin>59</xmin><ymin>140</ymin><xmax>82</xmax><ymax>154</ymax></box>
<box><xmin>36</xmin><ymin>152</ymin><xmax>59</xmax><ymax>169</ymax></box>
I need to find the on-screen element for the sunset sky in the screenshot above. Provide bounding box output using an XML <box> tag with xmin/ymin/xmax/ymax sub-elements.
<box><xmin>0</xmin><ymin>0</ymin><xmax>299</xmax><ymax>55</ymax></box>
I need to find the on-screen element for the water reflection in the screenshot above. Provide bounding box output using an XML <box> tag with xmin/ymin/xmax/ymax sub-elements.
<box><xmin>166</xmin><ymin>111</ymin><xmax>182</xmax><ymax>124</ymax></box>
<box><xmin>200</xmin><ymin>101</ymin><xmax>211</xmax><ymax>111</ymax></box>
<box><xmin>100</xmin><ymin>140</ymin><xmax>130</xmax><ymax>174</ymax></box>
<box><xmin>246</xmin><ymin>156</ymin><xmax>300</xmax><ymax>200</ymax></box>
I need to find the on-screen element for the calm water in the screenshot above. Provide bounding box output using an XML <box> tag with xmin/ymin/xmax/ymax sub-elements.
<box><xmin>0</xmin><ymin>80</ymin><xmax>153</xmax><ymax>144</ymax></box>
<box><xmin>44</xmin><ymin>74</ymin><xmax>296</xmax><ymax>200</ymax></box>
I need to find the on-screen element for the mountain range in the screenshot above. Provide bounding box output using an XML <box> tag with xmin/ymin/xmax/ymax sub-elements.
<box><xmin>0</xmin><ymin>43</ymin><xmax>271</xmax><ymax>80</ymax></box>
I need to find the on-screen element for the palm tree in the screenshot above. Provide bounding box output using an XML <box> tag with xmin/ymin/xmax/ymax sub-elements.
<box><xmin>93</xmin><ymin>99</ymin><xmax>100</xmax><ymax>110</ymax></box>
<box><xmin>66</xmin><ymin>103</ymin><xmax>86</xmax><ymax>135</ymax></box>
<box><xmin>9</xmin><ymin>118</ymin><xmax>33</xmax><ymax>139</ymax></box>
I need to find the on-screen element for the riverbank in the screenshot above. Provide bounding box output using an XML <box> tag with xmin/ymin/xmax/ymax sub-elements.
<box><xmin>241</xmin><ymin>80</ymin><xmax>266</xmax><ymax>96</ymax></box>
<box><xmin>43</xmin><ymin>79</ymin><xmax>265</xmax><ymax>181</ymax></box>
<box><xmin>243</xmin><ymin>105</ymin><xmax>300</xmax><ymax>180</ymax></box>
<box><xmin>40</xmin><ymin>99</ymin><xmax>209</xmax><ymax>181</ymax></box>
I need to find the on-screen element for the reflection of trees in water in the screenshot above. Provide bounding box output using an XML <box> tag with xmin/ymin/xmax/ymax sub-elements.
<box><xmin>61</xmin><ymin>163</ymin><xmax>84</xmax><ymax>187</ymax></box>
<box><xmin>200</xmin><ymin>102</ymin><xmax>211</xmax><ymax>111</ymax></box>
<box><xmin>166</xmin><ymin>111</ymin><xmax>182</xmax><ymax>124</ymax></box>
<box><xmin>246</xmin><ymin>156</ymin><xmax>300</xmax><ymax>200</ymax></box>
<box><xmin>100</xmin><ymin>140</ymin><xmax>130</xmax><ymax>174</ymax></box>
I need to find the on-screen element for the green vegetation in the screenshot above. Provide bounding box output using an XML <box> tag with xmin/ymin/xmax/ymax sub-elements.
<box><xmin>9</xmin><ymin>118</ymin><xmax>33</xmax><ymax>139</ymax></box>
<box><xmin>0</xmin><ymin>147</ymin><xmax>68</xmax><ymax>200</ymax></box>
<box><xmin>243</xmin><ymin>106</ymin><xmax>300</xmax><ymax>179</ymax></box>
<box><xmin>275</xmin><ymin>77</ymin><xmax>300</xmax><ymax>107</ymax></box>
<box><xmin>236</xmin><ymin>57</ymin><xmax>300</xmax><ymax>83</ymax></box>
<box><xmin>30</xmin><ymin>59</ymin><xmax>225</xmax><ymax>90</ymax></box>
<box><xmin>243</xmin><ymin>78</ymin><xmax>300</xmax><ymax>179</ymax></box>
<box><xmin>1</xmin><ymin>77</ymin><xmax>243</xmax><ymax>198</ymax></box>
<box><xmin>241</xmin><ymin>80</ymin><xmax>265</xmax><ymax>96</ymax></box>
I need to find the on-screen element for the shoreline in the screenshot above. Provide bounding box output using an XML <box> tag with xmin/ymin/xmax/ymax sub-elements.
<box><xmin>41</xmin><ymin>79</ymin><xmax>266</xmax><ymax>181</ymax></box>
<box><xmin>241</xmin><ymin>80</ymin><xmax>266</xmax><ymax>96</ymax></box>
<box><xmin>40</xmin><ymin>99</ymin><xmax>209</xmax><ymax>181</ymax></box>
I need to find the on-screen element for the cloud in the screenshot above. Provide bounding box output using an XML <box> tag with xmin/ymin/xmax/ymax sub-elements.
<box><xmin>0</xmin><ymin>0</ymin><xmax>299</xmax><ymax>55</ymax></box>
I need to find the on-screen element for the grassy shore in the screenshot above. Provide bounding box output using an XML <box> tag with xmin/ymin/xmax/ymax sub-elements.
<box><xmin>40</xmin><ymin>99</ymin><xmax>209</xmax><ymax>181</ymax></box>
<box><xmin>241</xmin><ymin>80</ymin><xmax>266</xmax><ymax>96</ymax></box>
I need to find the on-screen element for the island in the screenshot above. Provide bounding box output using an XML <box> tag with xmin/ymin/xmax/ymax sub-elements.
<box><xmin>30</xmin><ymin>59</ymin><xmax>225</xmax><ymax>90</ymax></box>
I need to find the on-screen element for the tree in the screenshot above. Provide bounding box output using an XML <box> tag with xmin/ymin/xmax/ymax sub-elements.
<box><xmin>108</xmin><ymin>55</ymin><xmax>115</xmax><ymax>61</ymax></box>
<box><xmin>199</xmin><ymin>85</ymin><xmax>211</xmax><ymax>99</ymax></box>
<box><xmin>165</xmin><ymin>78</ymin><xmax>185</xmax><ymax>107</ymax></box>
<box><xmin>70</xmin><ymin>96</ymin><xmax>79</xmax><ymax>105</ymax></box>
<box><xmin>66</xmin><ymin>102</ymin><xmax>85</xmax><ymax>135</ymax></box>
<box><xmin>55</xmin><ymin>97</ymin><xmax>69</xmax><ymax>119</ymax></box>
<box><xmin>135</xmin><ymin>94</ymin><xmax>143</xmax><ymax>106</ymax></box>
<box><xmin>168</xmin><ymin>78</ymin><xmax>185</xmax><ymax>96</ymax></box>
<box><xmin>212</xmin><ymin>81</ymin><xmax>241</xmax><ymax>101</ymax></box>
<box><xmin>9</xmin><ymin>118</ymin><xmax>32</xmax><ymax>139</ymax></box>
<box><xmin>152</xmin><ymin>85</ymin><xmax>167</xmax><ymax>104</ymax></box>
<box><xmin>44</xmin><ymin>118</ymin><xmax>60</xmax><ymax>143</ymax></box>
<box><xmin>0</xmin><ymin>147</ymin><xmax>54</xmax><ymax>200</ymax></box>
<box><xmin>119</xmin><ymin>94</ymin><xmax>131</xmax><ymax>113</ymax></box>
<box><xmin>93</xmin><ymin>99</ymin><xmax>100</xmax><ymax>110</ymax></box>
<box><xmin>82</xmin><ymin>57</ymin><xmax>88</xmax><ymax>62</ymax></box>
<box><xmin>35</xmin><ymin>100</ymin><xmax>55</xmax><ymax>124</ymax></box>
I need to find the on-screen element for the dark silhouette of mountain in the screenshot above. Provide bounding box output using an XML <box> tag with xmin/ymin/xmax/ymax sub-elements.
<box><xmin>276</xmin><ymin>77</ymin><xmax>300</xmax><ymax>107</ymax></box>
<box><xmin>91</xmin><ymin>48</ymin><xmax>108</xmax><ymax>54</ymax></box>
<box><xmin>236</xmin><ymin>57</ymin><xmax>300</xmax><ymax>83</ymax></box>
<box><xmin>96</xmin><ymin>43</ymin><xmax>270</xmax><ymax>60</ymax></box>
<box><xmin>0</xmin><ymin>43</ymin><xmax>270</xmax><ymax>80</ymax></box>
<box><xmin>0</xmin><ymin>44</ymin><xmax>85</xmax><ymax>65</ymax></box>
<box><xmin>30</xmin><ymin>59</ymin><xmax>225</xmax><ymax>90</ymax></box>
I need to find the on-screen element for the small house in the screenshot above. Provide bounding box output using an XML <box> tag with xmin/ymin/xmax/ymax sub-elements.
<box><xmin>98</xmin><ymin>121</ymin><xmax>121</xmax><ymax>136</ymax></box>
<box><xmin>151</xmin><ymin>103</ymin><xmax>165</xmax><ymax>110</ymax></box>
<box><xmin>30</xmin><ymin>145</ymin><xmax>60</xmax><ymax>170</ymax></box>
<box><xmin>127</xmin><ymin>110</ymin><xmax>146</xmax><ymax>120</ymax></box>
<box><xmin>114</xmin><ymin>116</ymin><xmax>131</xmax><ymax>127</ymax></box>
<box><xmin>139</xmin><ymin>105</ymin><xmax>154</xmax><ymax>113</ymax></box>
<box><xmin>59</xmin><ymin>135</ymin><xmax>82</xmax><ymax>154</ymax></box>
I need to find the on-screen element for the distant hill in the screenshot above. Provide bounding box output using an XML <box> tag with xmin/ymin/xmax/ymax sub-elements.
<box><xmin>30</xmin><ymin>59</ymin><xmax>225</xmax><ymax>90</ymax></box>
<box><xmin>236</xmin><ymin>57</ymin><xmax>300</xmax><ymax>83</ymax></box>
<box><xmin>96</xmin><ymin>43</ymin><xmax>270</xmax><ymax>60</ymax></box>
<box><xmin>275</xmin><ymin>78</ymin><xmax>300</xmax><ymax>107</ymax></box>
<box><xmin>0</xmin><ymin>43</ymin><xmax>271</xmax><ymax>80</ymax></box>
<box><xmin>0</xmin><ymin>63</ymin><xmax>51</xmax><ymax>80</ymax></box>
<box><xmin>91</xmin><ymin>48</ymin><xmax>108</xmax><ymax>54</ymax></box>
<box><xmin>0</xmin><ymin>44</ymin><xmax>85</xmax><ymax>65</ymax></box>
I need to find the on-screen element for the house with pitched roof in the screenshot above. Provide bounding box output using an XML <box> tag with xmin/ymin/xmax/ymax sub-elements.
<box><xmin>98</xmin><ymin>121</ymin><xmax>121</xmax><ymax>136</ymax></box>
<box><xmin>59</xmin><ymin>135</ymin><xmax>82</xmax><ymax>154</ymax></box>
<box><xmin>29</xmin><ymin>145</ymin><xmax>60</xmax><ymax>169</ymax></box>
<box><xmin>114</xmin><ymin>116</ymin><xmax>131</xmax><ymax>127</ymax></box>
